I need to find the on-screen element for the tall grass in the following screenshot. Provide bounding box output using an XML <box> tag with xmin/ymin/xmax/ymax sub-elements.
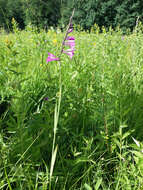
<box><xmin>0</xmin><ymin>20</ymin><xmax>143</xmax><ymax>189</ymax></box>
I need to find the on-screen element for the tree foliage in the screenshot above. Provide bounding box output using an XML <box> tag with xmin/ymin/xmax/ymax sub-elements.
<box><xmin>0</xmin><ymin>0</ymin><xmax>9</xmax><ymax>28</ymax></box>
<box><xmin>24</xmin><ymin>0</ymin><xmax>61</xmax><ymax>29</ymax></box>
<box><xmin>0</xmin><ymin>0</ymin><xmax>143</xmax><ymax>31</ymax></box>
<box><xmin>0</xmin><ymin>0</ymin><xmax>24</xmax><ymax>29</ymax></box>
<box><xmin>60</xmin><ymin>0</ymin><xmax>143</xmax><ymax>31</ymax></box>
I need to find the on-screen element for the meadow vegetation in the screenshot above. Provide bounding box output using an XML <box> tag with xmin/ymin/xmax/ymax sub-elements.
<box><xmin>1</xmin><ymin>20</ymin><xmax>143</xmax><ymax>189</ymax></box>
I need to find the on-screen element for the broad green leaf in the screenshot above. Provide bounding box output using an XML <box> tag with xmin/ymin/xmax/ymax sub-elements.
<box><xmin>50</xmin><ymin>145</ymin><xmax>58</xmax><ymax>180</ymax></box>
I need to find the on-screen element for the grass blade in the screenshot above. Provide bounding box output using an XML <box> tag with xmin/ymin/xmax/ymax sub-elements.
<box><xmin>94</xmin><ymin>178</ymin><xmax>102</xmax><ymax>190</ymax></box>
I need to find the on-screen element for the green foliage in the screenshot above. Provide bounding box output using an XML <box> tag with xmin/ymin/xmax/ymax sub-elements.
<box><xmin>0</xmin><ymin>0</ymin><xmax>25</xmax><ymax>30</ymax></box>
<box><xmin>114</xmin><ymin>0</ymin><xmax>142</xmax><ymax>31</ymax></box>
<box><xmin>1</xmin><ymin>23</ymin><xmax>143</xmax><ymax>189</ymax></box>
<box><xmin>24</xmin><ymin>0</ymin><xmax>61</xmax><ymax>29</ymax></box>
<box><xmin>0</xmin><ymin>0</ymin><xmax>143</xmax><ymax>31</ymax></box>
<box><xmin>0</xmin><ymin>0</ymin><xmax>61</xmax><ymax>30</ymax></box>
<box><xmin>7</xmin><ymin>0</ymin><xmax>25</xmax><ymax>29</ymax></box>
<box><xmin>60</xmin><ymin>0</ymin><xmax>143</xmax><ymax>31</ymax></box>
<box><xmin>0</xmin><ymin>0</ymin><xmax>9</xmax><ymax>29</ymax></box>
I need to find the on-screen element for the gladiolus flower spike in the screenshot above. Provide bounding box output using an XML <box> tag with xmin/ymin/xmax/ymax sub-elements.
<box><xmin>46</xmin><ymin>9</ymin><xmax>75</xmax><ymax>63</ymax></box>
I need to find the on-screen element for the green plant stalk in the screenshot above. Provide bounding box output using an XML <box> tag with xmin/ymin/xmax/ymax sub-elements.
<box><xmin>49</xmin><ymin>9</ymin><xmax>75</xmax><ymax>189</ymax></box>
<box><xmin>101</xmin><ymin>58</ymin><xmax>109</xmax><ymax>151</ymax></box>
<box><xmin>4</xmin><ymin>166</ymin><xmax>12</xmax><ymax>190</ymax></box>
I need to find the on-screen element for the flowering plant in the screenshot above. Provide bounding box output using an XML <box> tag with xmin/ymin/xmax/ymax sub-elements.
<box><xmin>46</xmin><ymin>10</ymin><xmax>75</xmax><ymax>63</ymax></box>
<box><xmin>47</xmin><ymin>9</ymin><xmax>75</xmax><ymax>186</ymax></box>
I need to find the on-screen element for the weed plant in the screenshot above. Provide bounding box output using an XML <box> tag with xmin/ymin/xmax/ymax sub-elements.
<box><xmin>0</xmin><ymin>20</ymin><xmax>143</xmax><ymax>189</ymax></box>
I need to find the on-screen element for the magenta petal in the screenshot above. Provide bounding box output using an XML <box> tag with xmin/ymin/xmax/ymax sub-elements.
<box><xmin>48</xmin><ymin>52</ymin><xmax>57</xmax><ymax>57</ymax></box>
<box><xmin>64</xmin><ymin>36</ymin><xmax>75</xmax><ymax>49</ymax></box>
<box><xmin>66</xmin><ymin>36</ymin><xmax>75</xmax><ymax>40</ymax></box>
<box><xmin>65</xmin><ymin>40</ymin><xmax>75</xmax><ymax>43</ymax></box>
<box><xmin>46</xmin><ymin>57</ymin><xmax>59</xmax><ymax>62</ymax></box>
<box><xmin>46</xmin><ymin>52</ymin><xmax>59</xmax><ymax>63</ymax></box>
<box><xmin>63</xmin><ymin>49</ymin><xmax>74</xmax><ymax>59</ymax></box>
<box><xmin>68</xmin><ymin>28</ymin><xmax>73</xmax><ymax>33</ymax></box>
<box><xmin>64</xmin><ymin>41</ymin><xmax>75</xmax><ymax>49</ymax></box>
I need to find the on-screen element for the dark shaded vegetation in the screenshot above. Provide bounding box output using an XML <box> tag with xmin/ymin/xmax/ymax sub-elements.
<box><xmin>0</xmin><ymin>0</ymin><xmax>143</xmax><ymax>31</ymax></box>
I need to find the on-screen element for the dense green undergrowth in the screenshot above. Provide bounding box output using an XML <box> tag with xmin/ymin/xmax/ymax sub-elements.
<box><xmin>1</xmin><ymin>22</ymin><xmax>143</xmax><ymax>189</ymax></box>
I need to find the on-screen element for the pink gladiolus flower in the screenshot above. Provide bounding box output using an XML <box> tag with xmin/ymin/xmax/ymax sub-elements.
<box><xmin>63</xmin><ymin>35</ymin><xmax>75</xmax><ymax>59</ymax></box>
<box><xmin>64</xmin><ymin>41</ymin><xmax>75</xmax><ymax>49</ymax></box>
<box><xmin>65</xmin><ymin>37</ymin><xmax>75</xmax><ymax>48</ymax></box>
<box><xmin>63</xmin><ymin>49</ymin><xmax>74</xmax><ymax>59</ymax></box>
<box><xmin>46</xmin><ymin>52</ymin><xmax>59</xmax><ymax>63</ymax></box>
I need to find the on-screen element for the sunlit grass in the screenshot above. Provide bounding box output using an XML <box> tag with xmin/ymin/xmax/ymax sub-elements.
<box><xmin>0</xmin><ymin>23</ymin><xmax>143</xmax><ymax>189</ymax></box>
